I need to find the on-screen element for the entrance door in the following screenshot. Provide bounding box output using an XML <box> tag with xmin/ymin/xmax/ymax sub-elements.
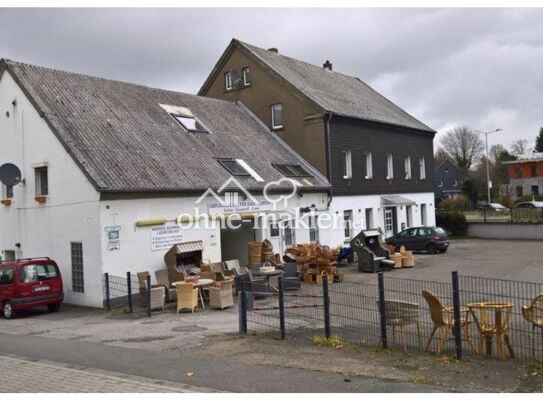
<box><xmin>384</xmin><ymin>207</ymin><xmax>398</xmax><ymax>238</ymax></box>
<box><xmin>221</xmin><ymin>218</ymin><xmax>255</xmax><ymax>267</ymax></box>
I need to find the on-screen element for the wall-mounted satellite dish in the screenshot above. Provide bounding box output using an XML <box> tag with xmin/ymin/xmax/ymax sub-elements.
<box><xmin>0</xmin><ymin>163</ymin><xmax>22</xmax><ymax>186</ymax></box>
<box><xmin>230</xmin><ymin>68</ymin><xmax>242</xmax><ymax>88</ymax></box>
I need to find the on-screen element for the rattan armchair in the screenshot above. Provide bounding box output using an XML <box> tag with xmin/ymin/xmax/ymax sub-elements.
<box><xmin>136</xmin><ymin>271</ymin><xmax>165</xmax><ymax>309</ymax></box>
<box><xmin>176</xmin><ymin>282</ymin><xmax>198</xmax><ymax>313</ymax></box>
<box><xmin>378</xmin><ymin>299</ymin><xmax>422</xmax><ymax>349</ymax></box>
<box><xmin>422</xmin><ymin>290</ymin><xmax>477</xmax><ymax>355</ymax></box>
<box><xmin>154</xmin><ymin>269</ymin><xmax>176</xmax><ymax>302</ymax></box>
<box><xmin>209</xmin><ymin>280</ymin><xmax>234</xmax><ymax>310</ymax></box>
<box><xmin>522</xmin><ymin>293</ymin><xmax>543</xmax><ymax>360</ymax></box>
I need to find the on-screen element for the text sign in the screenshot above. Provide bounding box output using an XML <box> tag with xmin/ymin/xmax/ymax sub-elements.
<box><xmin>208</xmin><ymin>200</ymin><xmax>272</xmax><ymax>216</ymax></box>
<box><xmin>151</xmin><ymin>225</ymin><xmax>184</xmax><ymax>251</ymax></box>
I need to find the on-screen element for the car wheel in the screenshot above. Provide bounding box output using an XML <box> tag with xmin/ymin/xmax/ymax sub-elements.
<box><xmin>47</xmin><ymin>303</ymin><xmax>60</xmax><ymax>312</ymax></box>
<box><xmin>426</xmin><ymin>243</ymin><xmax>439</xmax><ymax>255</ymax></box>
<box><xmin>438</xmin><ymin>248</ymin><xmax>448</xmax><ymax>253</ymax></box>
<box><xmin>3</xmin><ymin>301</ymin><xmax>15</xmax><ymax>319</ymax></box>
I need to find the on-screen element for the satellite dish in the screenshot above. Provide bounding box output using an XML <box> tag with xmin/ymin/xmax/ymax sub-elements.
<box><xmin>230</xmin><ymin>69</ymin><xmax>242</xmax><ymax>87</ymax></box>
<box><xmin>0</xmin><ymin>163</ymin><xmax>22</xmax><ymax>186</ymax></box>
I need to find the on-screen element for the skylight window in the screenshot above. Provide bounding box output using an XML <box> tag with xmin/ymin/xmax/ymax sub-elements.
<box><xmin>273</xmin><ymin>164</ymin><xmax>312</xmax><ymax>177</ymax></box>
<box><xmin>219</xmin><ymin>159</ymin><xmax>250</xmax><ymax>176</ymax></box>
<box><xmin>171</xmin><ymin>114</ymin><xmax>209</xmax><ymax>133</ymax></box>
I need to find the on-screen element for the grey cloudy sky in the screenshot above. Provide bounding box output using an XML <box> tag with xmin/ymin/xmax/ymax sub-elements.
<box><xmin>0</xmin><ymin>8</ymin><xmax>542</xmax><ymax>151</ymax></box>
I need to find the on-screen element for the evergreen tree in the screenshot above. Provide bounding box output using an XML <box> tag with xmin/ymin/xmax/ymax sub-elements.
<box><xmin>536</xmin><ymin>127</ymin><xmax>543</xmax><ymax>153</ymax></box>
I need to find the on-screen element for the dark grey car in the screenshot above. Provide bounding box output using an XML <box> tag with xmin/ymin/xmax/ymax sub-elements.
<box><xmin>385</xmin><ymin>226</ymin><xmax>449</xmax><ymax>254</ymax></box>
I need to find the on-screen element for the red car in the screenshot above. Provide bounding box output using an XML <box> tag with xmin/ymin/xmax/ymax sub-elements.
<box><xmin>0</xmin><ymin>257</ymin><xmax>64</xmax><ymax>319</ymax></box>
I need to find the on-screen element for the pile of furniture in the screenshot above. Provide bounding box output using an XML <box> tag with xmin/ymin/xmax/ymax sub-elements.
<box><xmin>248</xmin><ymin>240</ymin><xmax>282</xmax><ymax>267</ymax></box>
<box><xmin>285</xmin><ymin>243</ymin><xmax>343</xmax><ymax>284</ymax></box>
<box><xmin>387</xmin><ymin>245</ymin><xmax>415</xmax><ymax>269</ymax></box>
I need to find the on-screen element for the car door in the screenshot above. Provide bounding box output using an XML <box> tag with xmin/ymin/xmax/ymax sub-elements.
<box><xmin>416</xmin><ymin>227</ymin><xmax>432</xmax><ymax>250</ymax></box>
<box><xmin>0</xmin><ymin>267</ymin><xmax>15</xmax><ymax>303</ymax></box>
<box><xmin>17</xmin><ymin>263</ymin><xmax>53</xmax><ymax>303</ymax></box>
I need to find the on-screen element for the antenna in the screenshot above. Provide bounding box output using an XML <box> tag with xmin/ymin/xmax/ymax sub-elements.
<box><xmin>0</xmin><ymin>163</ymin><xmax>22</xmax><ymax>186</ymax></box>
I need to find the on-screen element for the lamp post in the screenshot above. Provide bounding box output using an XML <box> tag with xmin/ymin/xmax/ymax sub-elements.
<box><xmin>475</xmin><ymin>128</ymin><xmax>503</xmax><ymax>204</ymax></box>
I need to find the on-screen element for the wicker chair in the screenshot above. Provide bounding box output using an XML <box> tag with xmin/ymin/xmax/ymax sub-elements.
<box><xmin>154</xmin><ymin>269</ymin><xmax>176</xmax><ymax>302</ymax></box>
<box><xmin>136</xmin><ymin>271</ymin><xmax>165</xmax><ymax>309</ymax></box>
<box><xmin>176</xmin><ymin>282</ymin><xmax>198</xmax><ymax>313</ymax></box>
<box><xmin>377</xmin><ymin>299</ymin><xmax>422</xmax><ymax>349</ymax></box>
<box><xmin>521</xmin><ymin>293</ymin><xmax>543</xmax><ymax>360</ymax></box>
<box><xmin>209</xmin><ymin>280</ymin><xmax>234</xmax><ymax>310</ymax></box>
<box><xmin>422</xmin><ymin>290</ymin><xmax>477</xmax><ymax>355</ymax></box>
<box><xmin>282</xmin><ymin>262</ymin><xmax>301</xmax><ymax>291</ymax></box>
<box><xmin>223</xmin><ymin>259</ymin><xmax>239</xmax><ymax>279</ymax></box>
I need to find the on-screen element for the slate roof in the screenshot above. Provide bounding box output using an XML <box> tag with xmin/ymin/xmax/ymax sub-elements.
<box><xmin>201</xmin><ymin>39</ymin><xmax>435</xmax><ymax>133</ymax></box>
<box><xmin>0</xmin><ymin>59</ymin><xmax>329</xmax><ymax>193</ymax></box>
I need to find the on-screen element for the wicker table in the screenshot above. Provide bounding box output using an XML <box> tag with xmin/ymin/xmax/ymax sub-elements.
<box><xmin>468</xmin><ymin>302</ymin><xmax>515</xmax><ymax>360</ymax></box>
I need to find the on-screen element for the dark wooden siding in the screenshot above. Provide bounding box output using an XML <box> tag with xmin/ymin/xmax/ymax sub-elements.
<box><xmin>329</xmin><ymin>116</ymin><xmax>435</xmax><ymax>196</ymax></box>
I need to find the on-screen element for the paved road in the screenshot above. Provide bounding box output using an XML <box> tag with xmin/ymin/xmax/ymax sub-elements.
<box><xmin>0</xmin><ymin>333</ymin><xmax>454</xmax><ymax>393</ymax></box>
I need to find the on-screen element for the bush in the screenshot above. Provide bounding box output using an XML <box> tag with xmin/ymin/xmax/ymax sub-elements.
<box><xmin>495</xmin><ymin>196</ymin><xmax>514</xmax><ymax>209</ymax></box>
<box><xmin>438</xmin><ymin>197</ymin><xmax>470</xmax><ymax>211</ymax></box>
<box><xmin>436</xmin><ymin>211</ymin><xmax>468</xmax><ymax>236</ymax></box>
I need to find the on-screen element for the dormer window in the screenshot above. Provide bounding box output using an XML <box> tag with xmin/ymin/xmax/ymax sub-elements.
<box><xmin>243</xmin><ymin>67</ymin><xmax>251</xmax><ymax>86</ymax></box>
<box><xmin>225</xmin><ymin>71</ymin><xmax>232</xmax><ymax>91</ymax></box>
<box><xmin>171</xmin><ymin>114</ymin><xmax>209</xmax><ymax>133</ymax></box>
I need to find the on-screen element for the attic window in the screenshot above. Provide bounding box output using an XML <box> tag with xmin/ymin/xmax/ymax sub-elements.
<box><xmin>273</xmin><ymin>164</ymin><xmax>312</xmax><ymax>177</ymax></box>
<box><xmin>171</xmin><ymin>114</ymin><xmax>209</xmax><ymax>133</ymax></box>
<box><xmin>218</xmin><ymin>159</ymin><xmax>264</xmax><ymax>181</ymax></box>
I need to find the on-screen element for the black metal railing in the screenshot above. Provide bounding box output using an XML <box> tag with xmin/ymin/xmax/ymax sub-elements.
<box><xmin>101</xmin><ymin>272</ymin><xmax>160</xmax><ymax>317</ymax></box>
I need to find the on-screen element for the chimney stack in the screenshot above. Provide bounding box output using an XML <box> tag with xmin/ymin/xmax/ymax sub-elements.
<box><xmin>323</xmin><ymin>60</ymin><xmax>333</xmax><ymax>71</ymax></box>
<box><xmin>268</xmin><ymin>47</ymin><xmax>278</xmax><ymax>53</ymax></box>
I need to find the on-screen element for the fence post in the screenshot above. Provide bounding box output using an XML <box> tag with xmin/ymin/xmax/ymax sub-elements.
<box><xmin>278</xmin><ymin>276</ymin><xmax>286</xmax><ymax>340</ymax></box>
<box><xmin>104</xmin><ymin>273</ymin><xmax>111</xmax><ymax>311</ymax></box>
<box><xmin>238</xmin><ymin>278</ymin><xmax>248</xmax><ymax>334</ymax></box>
<box><xmin>146</xmin><ymin>274</ymin><xmax>151</xmax><ymax>317</ymax></box>
<box><xmin>126</xmin><ymin>272</ymin><xmax>133</xmax><ymax>313</ymax></box>
<box><xmin>323</xmin><ymin>274</ymin><xmax>331</xmax><ymax>339</ymax></box>
<box><xmin>377</xmin><ymin>272</ymin><xmax>388</xmax><ymax>350</ymax></box>
<box><xmin>452</xmin><ymin>270</ymin><xmax>462</xmax><ymax>360</ymax></box>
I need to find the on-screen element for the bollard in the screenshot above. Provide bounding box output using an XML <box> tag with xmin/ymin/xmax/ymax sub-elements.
<box><xmin>104</xmin><ymin>273</ymin><xmax>111</xmax><ymax>311</ymax></box>
<box><xmin>378</xmin><ymin>272</ymin><xmax>388</xmax><ymax>349</ymax></box>
<box><xmin>278</xmin><ymin>276</ymin><xmax>286</xmax><ymax>340</ymax></box>
<box><xmin>452</xmin><ymin>270</ymin><xmax>462</xmax><ymax>360</ymax></box>
<box><xmin>127</xmin><ymin>272</ymin><xmax>133</xmax><ymax>313</ymax></box>
<box><xmin>146</xmin><ymin>274</ymin><xmax>151</xmax><ymax>317</ymax></box>
<box><xmin>323</xmin><ymin>274</ymin><xmax>331</xmax><ymax>339</ymax></box>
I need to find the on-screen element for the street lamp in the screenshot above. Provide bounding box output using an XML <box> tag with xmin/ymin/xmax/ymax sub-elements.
<box><xmin>474</xmin><ymin>128</ymin><xmax>503</xmax><ymax>204</ymax></box>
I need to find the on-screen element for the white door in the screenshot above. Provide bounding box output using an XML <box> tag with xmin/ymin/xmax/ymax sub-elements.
<box><xmin>384</xmin><ymin>208</ymin><xmax>394</xmax><ymax>238</ymax></box>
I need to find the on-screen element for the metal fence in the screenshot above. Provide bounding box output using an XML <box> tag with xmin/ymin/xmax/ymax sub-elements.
<box><xmin>457</xmin><ymin>208</ymin><xmax>543</xmax><ymax>223</ymax></box>
<box><xmin>101</xmin><ymin>272</ymin><xmax>158</xmax><ymax>316</ymax></box>
<box><xmin>239</xmin><ymin>272</ymin><xmax>543</xmax><ymax>365</ymax></box>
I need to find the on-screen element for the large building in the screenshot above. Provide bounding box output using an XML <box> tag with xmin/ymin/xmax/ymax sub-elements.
<box><xmin>504</xmin><ymin>152</ymin><xmax>543</xmax><ymax>198</ymax></box>
<box><xmin>199</xmin><ymin>39</ymin><xmax>437</xmax><ymax>241</ymax></box>
<box><xmin>0</xmin><ymin>59</ymin><xmax>330</xmax><ymax>307</ymax></box>
<box><xmin>434</xmin><ymin>159</ymin><xmax>465</xmax><ymax>202</ymax></box>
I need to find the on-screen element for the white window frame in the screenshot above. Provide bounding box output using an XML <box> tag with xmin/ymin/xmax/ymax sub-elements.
<box><xmin>386</xmin><ymin>154</ymin><xmax>394</xmax><ymax>180</ymax></box>
<box><xmin>271</xmin><ymin>103</ymin><xmax>283</xmax><ymax>129</ymax></box>
<box><xmin>2</xmin><ymin>184</ymin><xmax>13</xmax><ymax>199</ymax></box>
<box><xmin>343</xmin><ymin>210</ymin><xmax>353</xmax><ymax>239</ymax></box>
<box><xmin>242</xmin><ymin>67</ymin><xmax>251</xmax><ymax>86</ymax></box>
<box><xmin>404</xmin><ymin>156</ymin><xmax>412</xmax><ymax>180</ymax></box>
<box><xmin>309</xmin><ymin>214</ymin><xmax>319</xmax><ymax>243</ymax></box>
<box><xmin>343</xmin><ymin>150</ymin><xmax>352</xmax><ymax>179</ymax></box>
<box><xmin>34</xmin><ymin>166</ymin><xmax>48</xmax><ymax>197</ymax></box>
<box><xmin>225</xmin><ymin>71</ymin><xmax>232</xmax><ymax>91</ymax></box>
<box><xmin>419</xmin><ymin>157</ymin><xmax>426</xmax><ymax>180</ymax></box>
<box><xmin>364</xmin><ymin>152</ymin><xmax>373</xmax><ymax>179</ymax></box>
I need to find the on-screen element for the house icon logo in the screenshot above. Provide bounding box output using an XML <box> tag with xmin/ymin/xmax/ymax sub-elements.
<box><xmin>195</xmin><ymin>176</ymin><xmax>259</xmax><ymax>206</ymax></box>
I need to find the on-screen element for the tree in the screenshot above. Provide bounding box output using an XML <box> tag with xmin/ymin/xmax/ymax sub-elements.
<box><xmin>510</xmin><ymin>139</ymin><xmax>530</xmax><ymax>155</ymax></box>
<box><xmin>535</xmin><ymin>127</ymin><xmax>543</xmax><ymax>153</ymax></box>
<box><xmin>440</xmin><ymin>126</ymin><xmax>484</xmax><ymax>173</ymax></box>
<box><xmin>434</xmin><ymin>147</ymin><xmax>451</xmax><ymax>167</ymax></box>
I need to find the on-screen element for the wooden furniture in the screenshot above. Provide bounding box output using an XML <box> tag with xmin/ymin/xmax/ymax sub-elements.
<box><xmin>521</xmin><ymin>293</ymin><xmax>543</xmax><ymax>361</ymax></box>
<box><xmin>175</xmin><ymin>282</ymin><xmax>198</xmax><ymax>313</ymax></box>
<box><xmin>136</xmin><ymin>271</ymin><xmax>165</xmax><ymax>309</ymax></box>
<box><xmin>422</xmin><ymin>290</ymin><xmax>477</xmax><ymax>355</ymax></box>
<box><xmin>468</xmin><ymin>302</ymin><xmax>515</xmax><ymax>360</ymax></box>
<box><xmin>378</xmin><ymin>299</ymin><xmax>422</xmax><ymax>349</ymax></box>
<box><xmin>209</xmin><ymin>280</ymin><xmax>234</xmax><ymax>310</ymax></box>
<box><xmin>154</xmin><ymin>269</ymin><xmax>176</xmax><ymax>302</ymax></box>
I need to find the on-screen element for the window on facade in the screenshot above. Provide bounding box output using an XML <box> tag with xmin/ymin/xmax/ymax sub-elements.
<box><xmin>273</xmin><ymin>164</ymin><xmax>312</xmax><ymax>177</ymax></box>
<box><xmin>406</xmin><ymin>206</ymin><xmax>413</xmax><ymax>227</ymax></box>
<box><xmin>531</xmin><ymin>166</ymin><xmax>537</xmax><ymax>177</ymax></box>
<box><xmin>365</xmin><ymin>208</ymin><xmax>373</xmax><ymax>229</ymax></box>
<box><xmin>364</xmin><ymin>152</ymin><xmax>373</xmax><ymax>179</ymax></box>
<box><xmin>404</xmin><ymin>156</ymin><xmax>412</xmax><ymax>180</ymax></box>
<box><xmin>171</xmin><ymin>114</ymin><xmax>209</xmax><ymax>133</ymax></box>
<box><xmin>386</xmin><ymin>154</ymin><xmax>394</xmax><ymax>179</ymax></box>
<box><xmin>516</xmin><ymin>167</ymin><xmax>522</xmax><ymax>178</ymax></box>
<box><xmin>420</xmin><ymin>204</ymin><xmax>427</xmax><ymax>226</ymax></box>
<box><xmin>71</xmin><ymin>242</ymin><xmax>84</xmax><ymax>293</ymax></box>
<box><xmin>309</xmin><ymin>215</ymin><xmax>319</xmax><ymax>242</ymax></box>
<box><xmin>224</xmin><ymin>71</ymin><xmax>232</xmax><ymax>90</ymax></box>
<box><xmin>2</xmin><ymin>184</ymin><xmax>13</xmax><ymax>199</ymax></box>
<box><xmin>438</xmin><ymin>180</ymin><xmax>443</xmax><ymax>187</ymax></box>
<box><xmin>283</xmin><ymin>221</ymin><xmax>295</xmax><ymax>247</ymax></box>
<box><xmin>271</xmin><ymin>104</ymin><xmax>283</xmax><ymax>129</ymax></box>
<box><xmin>452</xmin><ymin>179</ymin><xmax>458</xmax><ymax>187</ymax></box>
<box><xmin>419</xmin><ymin>157</ymin><xmax>426</xmax><ymax>180</ymax></box>
<box><xmin>342</xmin><ymin>150</ymin><xmax>352</xmax><ymax>179</ymax></box>
<box><xmin>270</xmin><ymin>223</ymin><xmax>279</xmax><ymax>238</ymax></box>
<box><xmin>516</xmin><ymin>186</ymin><xmax>523</xmax><ymax>198</ymax></box>
<box><xmin>242</xmin><ymin>67</ymin><xmax>251</xmax><ymax>86</ymax></box>
<box><xmin>218</xmin><ymin>159</ymin><xmax>251</xmax><ymax>177</ymax></box>
<box><xmin>532</xmin><ymin>185</ymin><xmax>539</xmax><ymax>196</ymax></box>
<box><xmin>343</xmin><ymin>210</ymin><xmax>353</xmax><ymax>239</ymax></box>
<box><xmin>35</xmin><ymin>167</ymin><xmax>48</xmax><ymax>196</ymax></box>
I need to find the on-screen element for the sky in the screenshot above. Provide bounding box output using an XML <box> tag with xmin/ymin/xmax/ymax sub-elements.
<box><xmin>0</xmin><ymin>7</ymin><xmax>542</xmax><ymax>152</ymax></box>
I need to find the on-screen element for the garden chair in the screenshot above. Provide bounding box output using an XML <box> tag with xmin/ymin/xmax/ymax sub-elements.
<box><xmin>209</xmin><ymin>280</ymin><xmax>234</xmax><ymax>310</ymax></box>
<box><xmin>521</xmin><ymin>293</ymin><xmax>543</xmax><ymax>361</ymax></box>
<box><xmin>223</xmin><ymin>259</ymin><xmax>239</xmax><ymax>278</ymax></box>
<box><xmin>136</xmin><ymin>271</ymin><xmax>165</xmax><ymax>309</ymax></box>
<box><xmin>422</xmin><ymin>290</ymin><xmax>477</xmax><ymax>355</ymax></box>
<box><xmin>176</xmin><ymin>282</ymin><xmax>198</xmax><ymax>313</ymax></box>
<box><xmin>282</xmin><ymin>262</ymin><xmax>301</xmax><ymax>291</ymax></box>
<box><xmin>154</xmin><ymin>269</ymin><xmax>176</xmax><ymax>302</ymax></box>
<box><xmin>377</xmin><ymin>299</ymin><xmax>422</xmax><ymax>349</ymax></box>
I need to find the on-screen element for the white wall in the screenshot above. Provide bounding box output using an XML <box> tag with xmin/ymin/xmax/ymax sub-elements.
<box><xmin>0</xmin><ymin>71</ymin><xmax>103</xmax><ymax>307</ymax></box>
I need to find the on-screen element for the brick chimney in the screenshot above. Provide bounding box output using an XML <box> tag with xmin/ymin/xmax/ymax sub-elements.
<box><xmin>268</xmin><ymin>47</ymin><xmax>278</xmax><ymax>53</ymax></box>
<box><xmin>323</xmin><ymin>60</ymin><xmax>333</xmax><ymax>71</ymax></box>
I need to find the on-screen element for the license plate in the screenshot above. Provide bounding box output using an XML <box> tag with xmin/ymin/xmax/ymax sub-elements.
<box><xmin>33</xmin><ymin>285</ymin><xmax>50</xmax><ymax>292</ymax></box>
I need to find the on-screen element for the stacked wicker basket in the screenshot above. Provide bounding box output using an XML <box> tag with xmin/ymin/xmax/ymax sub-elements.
<box><xmin>285</xmin><ymin>243</ymin><xmax>343</xmax><ymax>284</ymax></box>
<box><xmin>387</xmin><ymin>245</ymin><xmax>415</xmax><ymax>269</ymax></box>
<box><xmin>248</xmin><ymin>240</ymin><xmax>282</xmax><ymax>267</ymax></box>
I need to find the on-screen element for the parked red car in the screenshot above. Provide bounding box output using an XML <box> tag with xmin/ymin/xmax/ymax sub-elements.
<box><xmin>0</xmin><ymin>257</ymin><xmax>64</xmax><ymax>319</ymax></box>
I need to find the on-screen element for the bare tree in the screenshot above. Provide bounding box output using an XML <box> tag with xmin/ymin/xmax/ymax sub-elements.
<box><xmin>489</xmin><ymin>144</ymin><xmax>508</xmax><ymax>164</ymax></box>
<box><xmin>440</xmin><ymin>126</ymin><xmax>484</xmax><ymax>172</ymax></box>
<box><xmin>434</xmin><ymin>147</ymin><xmax>451</xmax><ymax>167</ymax></box>
<box><xmin>510</xmin><ymin>139</ymin><xmax>530</xmax><ymax>155</ymax></box>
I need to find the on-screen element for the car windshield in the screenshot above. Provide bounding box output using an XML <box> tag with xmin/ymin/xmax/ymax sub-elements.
<box><xmin>20</xmin><ymin>264</ymin><xmax>58</xmax><ymax>283</ymax></box>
